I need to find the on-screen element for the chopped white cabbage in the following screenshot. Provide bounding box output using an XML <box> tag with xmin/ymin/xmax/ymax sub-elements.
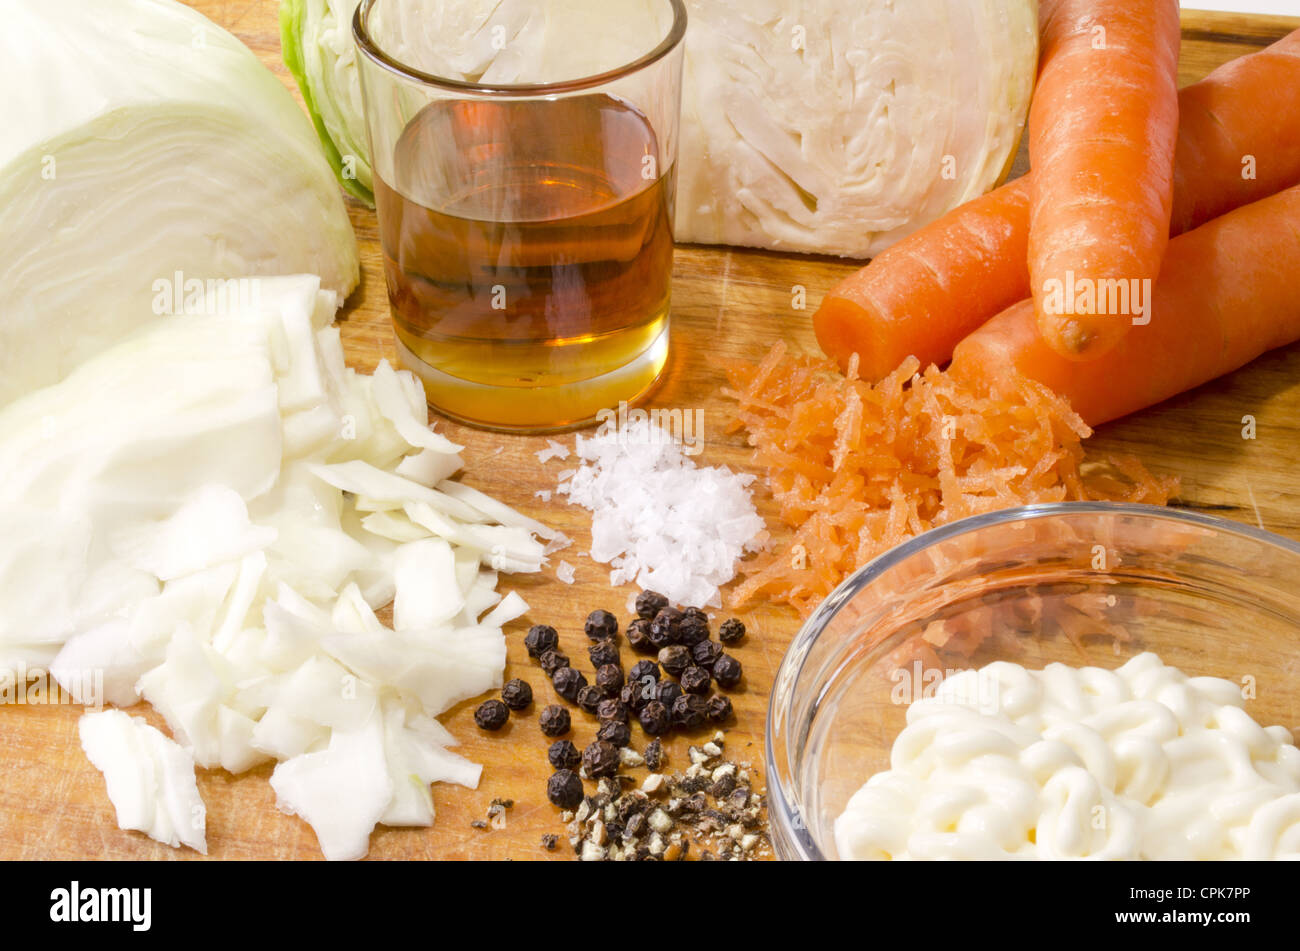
<box><xmin>0</xmin><ymin>274</ymin><xmax>550</xmax><ymax>859</ymax></box>
<box><xmin>269</xmin><ymin>712</ymin><xmax>393</xmax><ymax>862</ymax></box>
<box><xmin>281</xmin><ymin>0</ymin><xmax>1036</xmax><ymax>257</ymax></box>
<box><xmin>0</xmin><ymin>0</ymin><xmax>359</xmax><ymax>407</ymax></box>
<box><xmin>110</xmin><ymin>486</ymin><xmax>277</xmax><ymax>582</ymax></box>
<box><xmin>78</xmin><ymin>709</ymin><xmax>207</xmax><ymax>854</ymax></box>
<box><xmin>380</xmin><ymin>700</ymin><xmax>481</xmax><ymax>827</ymax></box>
<box><xmin>393</xmin><ymin>539</ymin><xmax>464</xmax><ymax>630</ymax></box>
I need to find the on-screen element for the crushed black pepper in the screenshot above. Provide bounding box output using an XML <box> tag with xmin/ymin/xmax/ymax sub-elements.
<box><xmin>560</xmin><ymin>733</ymin><xmax>769</xmax><ymax>861</ymax></box>
<box><xmin>644</xmin><ymin>738</ymin><xmax>665</xmax><ymax>771</ymax></box>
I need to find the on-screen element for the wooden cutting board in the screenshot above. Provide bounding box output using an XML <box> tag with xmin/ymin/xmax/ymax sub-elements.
<box><xmin>2</xmin><ymin>5</ymin><xmax>1298</xmax><ymax>861</ymax></box>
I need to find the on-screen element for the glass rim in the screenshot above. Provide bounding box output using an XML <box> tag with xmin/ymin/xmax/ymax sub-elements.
<box><xmin>763</xmin><ymin>500</ymin><xmax>1300</xmax><ymax>861</ymax></box>
<box><xmin>353</xmin><ymin>0</ymin><xmax>688</xmax><ymax>96</ymax></box>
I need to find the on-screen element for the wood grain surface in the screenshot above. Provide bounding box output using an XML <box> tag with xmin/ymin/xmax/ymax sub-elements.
<box><xmin>2</xmin><ymin>4</ymin><xmax>1298</xmax><ymax>862</ymax></box>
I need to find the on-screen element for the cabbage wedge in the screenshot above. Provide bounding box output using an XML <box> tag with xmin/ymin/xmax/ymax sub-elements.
<box><xmin>0</xmin><ymin>0</ymin><xmax>360</xmax><ymax>406</ymax></box>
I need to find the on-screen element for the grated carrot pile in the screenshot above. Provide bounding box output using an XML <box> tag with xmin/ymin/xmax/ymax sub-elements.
<box><xmin>721</xmin><ymin>343</ymin><xmax>1179</xmax><ymax>616</ymax></box>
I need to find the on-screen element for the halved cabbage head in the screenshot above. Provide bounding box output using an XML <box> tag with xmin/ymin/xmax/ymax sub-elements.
<box><xmin>0</xmin><ymin>0</ymin><xmax>360</xmax><ymax>407</ymax></box>
<box><xmin>280</xmin><ymin>0</ymin><xmax>1036</xmax><ymax>259</ymax></box>
<box><xmin>679</xmin><ymin>0</ymin><xmax>1038</xmax><ymax>257</ymax></box>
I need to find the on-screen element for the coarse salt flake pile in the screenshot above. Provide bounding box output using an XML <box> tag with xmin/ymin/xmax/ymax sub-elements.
<box><xmin>555</xmin><ymin>418</ymin><xmax>766</xmax><ymax>609</ymax></box>
<box><xmin>0</xmin><ymin>275</ymin><xmax>557</xmax><ymax>860</ymax></box>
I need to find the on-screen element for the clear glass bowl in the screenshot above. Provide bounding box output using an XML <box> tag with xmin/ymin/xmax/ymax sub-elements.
<box><xmin>766</xmin><ymin>502</ymin><xmax>1300</xmax><ymax>860</ymax></box>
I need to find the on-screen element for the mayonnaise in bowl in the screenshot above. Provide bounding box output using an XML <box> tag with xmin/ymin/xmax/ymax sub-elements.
<box><xmin>834</xmin><ymin>652</ymin><xmax>1300</xmax><ymax>859</ymax></box>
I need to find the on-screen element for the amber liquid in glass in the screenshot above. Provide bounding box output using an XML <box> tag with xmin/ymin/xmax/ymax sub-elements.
<box><xmin>375</xmin><ymin>93</ymin><xmax>675</xmax><ymax>431</ymax></box>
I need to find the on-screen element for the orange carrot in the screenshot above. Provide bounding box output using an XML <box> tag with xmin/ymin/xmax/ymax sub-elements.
<box><xmin>950</xmin><ymin>184</ymin><xmax>1300</xmax><ymax>426</ymax></box>
<box><xmin>815</xmin><ymin>28</ymin><xmax>1300</xmax><ymax>380</ymax></box>
<box><xmin>1172</xmin><ymin>31</ymin><xmax>1300</xmax><ymax>233</ymax></box>
<box><xmin>1028</xmin><ymin>0</ymin><xmax>1181</xmax><ymax>359</ymax></box>
<box><xmin>814</xmin><ymin>179</ymin><xmax>1031</xmax><ymax>382</ymax></box>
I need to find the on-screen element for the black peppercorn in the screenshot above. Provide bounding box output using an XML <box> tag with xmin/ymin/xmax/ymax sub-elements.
<box><xmin>638</xmin><ymin>700</ymin><xmax>672</xmax><ymax>736</ymax></box>
<box><xmin>655</xmin><ymin>680</ymin><xmax>683</xmax><ymax>707</ymax></box>
<box><xmin>679</xmin><ymin>665</ymin><xmax>711</xmax><ymax>695</ymax></box>
<box><xmin>658</xmin><ymin>644</ymin><xmax>691</xmax><ymax>678</ymax></box>
<box><xmin>538</xmin><ymin>648</ymin><xmax>569</xmax><ymax>676</ymax></box>
<box><xmin>683</xmin><ymin>605</ymin><xmax>708</xmax><ymax>623</ymax></box>
<box><xmin>595</xmin><ymin>663</ymin><xmax>624</xmax><ymax>697</ymax></box>
<box><xmin>691</xmin><ymin>639</ymin><xmax>723</xmax><ymax>667</ymax></box>
<box><xmin>677</xmin><ymin>614</ymin><xmax>710</xmax><ymax>647</ymax></box>
<box><xmin>706</xmin><ymin>694</ymin><xmax>734</xmax><ymax>723</ymax></box>
<box><xmin>547</xmin><ymin>768</ymin><xmax>584</xmax><ymax>808</ymax></box>
<box><xmin>596</xmin><ymin>698</ymin><xmax>630</xmax><ymax>723</ymax></box>
<box><xmin>628</xmin><ymin>659</ymin><xmax>660</xmax><ymax>684</ymax></box>
<box><xmin>671</xmin><ymin>693</ymin><xmax>708</xmax><ymax>729</ymax></box>
<box><xmin>620</xmin><ymin>682</ymin><xmax>649</xmax><ymax>712</ymax></box>
<box><xmin>524</xmin><ymin>624</ymin><xmax>559</xmax><ymax>658</ymax></box>
<box><xmin>584</xmin><ymin>609</ymin><xmax>619</xmax><ymax>642</ymax></box>
<box><xmin>473</xmin><ymin>699</ymin><xmax>509</xmax><ymax>731</ymax></box>
<box><xmin>581</xmin><ymin>740</ymin><xmax>620</xmax><ymax>777</ymax></box>
<box><xmin>588</xmin><ymin>638</ymin><xmax>620</xmax><ymax>670</ymax></box>
<box><xmin>644</xmin><ymin>738</ymin><xmax>664</xmax><ymax>771</ymax></box>
<box><xmin>635</xmin><ymin>590</ymin><xmax>669</xmax><ymax>620</ymax></box>
<box><xmin>552</xmin><ymin>666</ymin><xmax>587</xmax><ymax>702</ymax></box>
<box><xmin>718</xmin><ymin>618</ymin><xmax>746</xmax><ymax>644</ymax></box>
<box><xmin>597</xmin><ymin>719</ymin><xmax>632</xmax><ymax>748</ymax></box>
<box><xmin>626</xmin><ymin>617</ymin><xmax>655</xmax><ymax>653</ymax></box>
<box><xmin>500</xmin><ymin>678</ymin><xmax>533</xmax><ymax>710</ymax></box>
<box><xmin>539</xmin><ymin>704</ymin><xmax>571</xmax><ymax>737</ymax></box>
<box><xmin>548</xmin><ymin>739</ymin><xmax>580</xmax><ymax>770</ymax></box>
<box><xmin>575</xmin><ymin>684</ymin><xmax>603</xmax><ymax>715</ymax></box>
<box><xmin>649</xmin><ymin>607</ymin><xmax>683</xmax><ymax>647</ymax></box>
<box><xmin>712</xmin><ymin>654</ymin><xmax>743</xmax><ymax>688</ymax></box>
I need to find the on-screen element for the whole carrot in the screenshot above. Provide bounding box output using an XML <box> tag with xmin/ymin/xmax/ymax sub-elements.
<box><xmin>1028</xmin><ymin>0</ymin><xmax>1181</xmax><ymax>359</ymax></box>
<box><xmin>949</xmin><ymin>184</ymin><xmax>1300</xmax><ymax>426</ymax></box>
<box><xmin>814</xmin><ymin>179</ymin><xmax>1031</xmax><ymax>382</ymax></box>
<box><xmin>815</xmin><ymin>28</ymin><xmax>1300</xmax><ymax>380</ymax></box>
<box><xmin>1172</xmin><ymin>32</ymin><xmax>1300</xmax><ymax>233</ymax></box>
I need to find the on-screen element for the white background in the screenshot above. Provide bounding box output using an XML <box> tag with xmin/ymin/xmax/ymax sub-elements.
<box><xmin>1182</xmin><ymin>1</ymin><xmax>1298</xmax><ymax>14</ymax></box>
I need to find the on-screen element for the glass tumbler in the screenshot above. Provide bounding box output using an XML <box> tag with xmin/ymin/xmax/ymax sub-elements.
<box><xmin>353</xmin><ymin>0</ymin><xmax>687</xmax><ymax>432</ymax></box>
